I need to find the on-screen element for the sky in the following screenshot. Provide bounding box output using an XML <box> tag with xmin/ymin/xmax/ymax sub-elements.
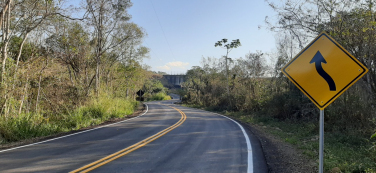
<box><xmin>128</xmin><ymin>0</ymin><xmax>278</xmax><ymax>74</ymax></box>
<box><xmin>65</xmin><ymin>0</ymin><xmax>279</xmax><ymax>74</ymax></box>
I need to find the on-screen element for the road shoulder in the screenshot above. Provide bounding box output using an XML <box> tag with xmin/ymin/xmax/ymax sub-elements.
<box><xmin>232</xmin><ymin>117</ymin><xmax>317</xmax><ymax>173</ymax></box>
<box><xmin>180</xmin><ymin>104</ymin><xmax>318</xmax><ymax>173</ymax></box>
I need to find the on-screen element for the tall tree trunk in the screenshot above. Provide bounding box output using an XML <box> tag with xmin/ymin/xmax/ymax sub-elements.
<box><xmin>15</xmin><ymin>33</ymin><xmax>28</xmax><ymax>69</ymax></box>
<box><xmin>18</xmin><ymin>75</ymin><xmax>29</xmax><ymax>116</ymax></box>
<box><xmin>12</xmin><ymin>32</ymin><xmax>29</xmax><ymax>90</ymax></box>
<box><xmin>1</xmin><ymin>42</ymin><xmax>9</xmax><ymax>84</ymax></box>
<box><xmin>35</xmin><ymin>75</ymin><xmax>42</xmax><ymax>112</ymax></box>
<box><xmin>95</xmin><ymin>56</ymin><xmax>100</xmax><ymax>96</ymax></box>
<box><xmin>0</xmin><ymin>0</ymin><xmax>10</xmax><ymax>31</ymax></box>
<box><xmin>35</xmin><ymin>59</ymin><xmax>47</xmax><ymax>112</ymax></box>
<box><xmin>95</xmin><ymin>3</ymin><xmax>103</xmax><ymax>97</ymax></box>
<box><xmin>68</xmin><ymin>64</ymin><xmax>73</xmax><ymax>84</ymax></box>
<box><xmin>1</xmin><ymin>94</ymin><xmax>7</xmax><ymax>116</ymax></box>
<box><xmin>1</xmin><ymin>0</ymin><xmax>11</xmax><ymax>85</ymax></box>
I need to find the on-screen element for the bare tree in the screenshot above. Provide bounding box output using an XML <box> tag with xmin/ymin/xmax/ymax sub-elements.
<box><xmin>214</xmin><ymin>38</ymin><xmax>241</xmax><ymax>97</ymax></box>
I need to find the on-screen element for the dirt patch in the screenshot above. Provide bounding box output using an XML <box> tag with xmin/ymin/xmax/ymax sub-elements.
<box><xmin>0</xmin><ymin>104</ymin><xmax>146</xmax><ymax>150</ymax></box>
<box><xmin>243</xmin><ymin>122</ymin><xmax>317</xmax><ymax>173</ymax></box>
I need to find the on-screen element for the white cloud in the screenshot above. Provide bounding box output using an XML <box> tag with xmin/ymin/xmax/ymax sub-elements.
<box><xmin>165</xmin><ymin>61</ymin><xmax>189</xmax><ymax>68</ymax></box>
<box><xmin>157</xmin><ymin>61</ymin><xmax>189</xmax><ymax>70</ymax></box>
<box><xmin>157</xmin><ymin>65</ymin><xmax>171</xmax><ymax>70</ymax></box>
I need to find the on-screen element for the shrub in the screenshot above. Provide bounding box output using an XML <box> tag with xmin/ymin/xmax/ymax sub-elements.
<box><xmin>149</xmin><ymin>92</ymin><xmax>171</xmax><ymax>101</ymax></box>
<box><xmin>0</xmin><ymin>113</ymin><xmax>60</xmax><ymax>142</ymax></box>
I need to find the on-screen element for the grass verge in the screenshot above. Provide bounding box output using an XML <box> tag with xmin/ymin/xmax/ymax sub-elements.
<box><xmin>0</xmin><ymin>96</ymin><xmax>139</xmax><ymax>144</ymax></box>
<box><xmin>234</xmin><ymin>113</ymin><xmax>376</xmax><ymax>173</ymax></box>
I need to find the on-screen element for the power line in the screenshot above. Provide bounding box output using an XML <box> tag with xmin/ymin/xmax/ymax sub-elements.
<box><xmin>149</xmin><ymin>0</ymin><xmax>175</xmax><ymax>60</ymax></box>
<box><xmin>144</xmin><ymin>40</ymin><xmax>159</xmax><ymax>60</ymax></box>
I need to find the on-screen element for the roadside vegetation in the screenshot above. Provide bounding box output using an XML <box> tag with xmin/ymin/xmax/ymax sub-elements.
<box><xmin>149</xmin><ymin>92</ymin><xmax>171</xmax><ymax>101</ymax></box>
<box><xmin>0</xmin><ymin>95</ymin><xmax>139</xmax><ymax>143</ymax></box>
<box><xmin>0</xmin><ymin>1</ymin><xmax>166</xmax><ymax>144</ymax></box>
<box><xmin>142</xmin><ymin>77</ymin><xmax>171</xmax><ymax>101</ymax></box>
<box><xmin>182</xmin><ymin>0</ymin><xmax>376</xmax><ymax>172</ymax></box>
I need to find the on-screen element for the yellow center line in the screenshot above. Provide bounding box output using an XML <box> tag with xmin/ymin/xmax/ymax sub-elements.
<box><xmin>70</xmin><ymin>105</ymin><xmax>187</xmax><ymax>173</ymax></box>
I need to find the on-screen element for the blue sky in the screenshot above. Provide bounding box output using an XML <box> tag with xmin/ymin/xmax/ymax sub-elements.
<box><xmin>66</xmin><ymin>0</ymin><xmax>278</xmax><ymax>74</ymax></box>
<box><xmin>128</xmin><ymin>0</ymin><xmax>278</xmax><ymax>74</ymax></box>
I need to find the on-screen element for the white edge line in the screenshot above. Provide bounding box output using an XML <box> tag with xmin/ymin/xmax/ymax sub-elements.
<box><xmin>0</xmin><ymin>104</ymin><xmax>149</xmax><ymax>153</ymax></box>
<box><xmin>215</xmin><ymin>113</ymin><xmax>253</xmax><ymax>173</ymax></box>
<box><xmin>181</xmin><ymin>107</ymin><xmax>253</xmax><ymax>173</ymax></box>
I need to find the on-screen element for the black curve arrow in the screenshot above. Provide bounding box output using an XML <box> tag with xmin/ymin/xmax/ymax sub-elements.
<box><xmin>310</xmin><ymin>51</ymin><xmax>336</xmax><ymax>91</ymax></box>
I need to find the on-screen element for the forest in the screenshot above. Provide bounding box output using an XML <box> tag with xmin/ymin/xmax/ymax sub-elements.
<box><xmin>182</xmin><ymin>0</ymin><xmax>376</xmax><ymax>172</ymax></box>
<box><xmin>0</xmin><ymin>0</ymin><xmax>170</xmax><ymax>143</ymax></box>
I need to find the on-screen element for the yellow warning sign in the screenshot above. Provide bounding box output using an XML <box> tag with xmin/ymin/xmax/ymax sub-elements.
<box><xmin>281</xmin><ymin>32</ymin><xmax>368</xmax><ymax>110</ymax></box>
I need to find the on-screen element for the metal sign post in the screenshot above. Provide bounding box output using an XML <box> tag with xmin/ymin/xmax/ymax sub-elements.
<box><xmin>319</xmin><ymin>109</ymin><xmax>324</xmax><ymax>173</ymax></box>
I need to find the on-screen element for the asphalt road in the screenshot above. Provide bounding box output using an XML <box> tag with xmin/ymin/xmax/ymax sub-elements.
<box><xmin>0</xmin><ymin>94</ymin><xmax>267</xmax><ymax>173</ymax></box>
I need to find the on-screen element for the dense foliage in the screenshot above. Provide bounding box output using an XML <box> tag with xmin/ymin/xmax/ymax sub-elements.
<box><xmin>182</xmin><ymin>0</ymin><xmax>376</xmax><ymax>172</ymax></box>
<box><xmin>0</xmin><ymin>0</ymin><xmax>159</xmax><ymax>143</ymax></box>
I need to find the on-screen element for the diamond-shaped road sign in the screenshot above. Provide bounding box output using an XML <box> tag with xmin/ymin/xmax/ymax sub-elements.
<box><xmin>281</xmin><ymin>32</ymin><xmax>368</xmax><ymax>110</ymax></box>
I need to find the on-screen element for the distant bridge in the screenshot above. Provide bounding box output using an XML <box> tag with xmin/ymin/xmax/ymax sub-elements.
<box><xmin>163</xmin><ymin>75</ymin><xmax>186</xmax><ymax>88</ymax></box>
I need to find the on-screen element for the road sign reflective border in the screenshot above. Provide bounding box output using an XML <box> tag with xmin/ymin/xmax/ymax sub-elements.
<box><xmin>281</xmin><ymin>32</ymin><xmax>368</xmax><ymax>110</ymax></box>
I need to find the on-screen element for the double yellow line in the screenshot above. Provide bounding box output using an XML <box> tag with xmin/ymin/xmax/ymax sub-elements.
<box><xmin>70</xmin><ymin>105</ymin><xmax>187</xmax><ymax>173</ymax></box>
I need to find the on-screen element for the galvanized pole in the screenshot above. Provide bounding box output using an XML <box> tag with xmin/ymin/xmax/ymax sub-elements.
<box><xmin>319</xmin><ymin>109</ymin><xmax>324</xmax><ymax>173</ymax></box>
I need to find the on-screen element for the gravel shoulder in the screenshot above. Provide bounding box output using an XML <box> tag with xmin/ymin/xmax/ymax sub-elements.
<box><xmin>240</xmin><ymin>120</ymin><xmax>318</xmax><ymax>173</ymax></box>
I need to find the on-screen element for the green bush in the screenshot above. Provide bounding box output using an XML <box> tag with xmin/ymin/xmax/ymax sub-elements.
<box><xmin>149</xmin><ymin>92</ymin><xmax>171</xmax><ymax>101</ymax></box>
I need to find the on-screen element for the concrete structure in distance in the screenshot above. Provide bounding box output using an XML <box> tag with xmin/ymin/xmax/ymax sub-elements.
<box><xmin>163</xmin><ymin>75</ymin><xmax>186</xmax><ymax>88</ymax></box>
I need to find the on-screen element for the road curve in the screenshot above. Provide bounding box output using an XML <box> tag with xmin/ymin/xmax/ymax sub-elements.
<box><xmin>0</xmin><ymin>95</ymin><xmax>267</xmax><ymax>173</ymax></box>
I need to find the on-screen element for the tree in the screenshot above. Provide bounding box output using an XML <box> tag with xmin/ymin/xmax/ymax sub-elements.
<box><xmin>265</xmin><ymin>0</ymin><xmax>376</xmax><ymax>99</ymax></box>
<box><xmin>85</xmin><ymin>0</ymin><xmax>133</xmax><ymax>96</ymax></box>
<box><xmin>0</xmin><ymin>0</ymin><xmax>70</xmax><ymax>116</ymax></box>
<box><xmin>265</xmin><ymin>0</ymin><xmax>376</xmax><ymax>141</ymax></box>
<box><xmin>214</xmin><ymin>38</ymin><xmax>241</xmax><ymax>97</ymax></box>
<box><xmin>46</xmin><ymin>21</ymin><xmax>91</xmax><ymax>93</ymax></box>
<box><xmin>184</xmin><ymin>66</ymin><xmax>206</xmax><ymax>105</ymax></box>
